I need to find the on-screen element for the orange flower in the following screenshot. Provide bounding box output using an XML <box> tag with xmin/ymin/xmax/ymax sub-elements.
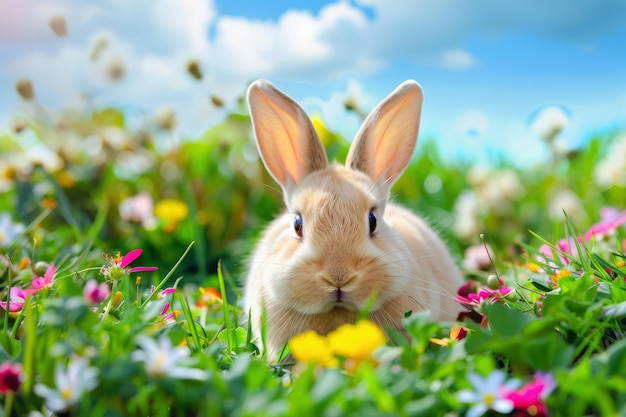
<box><xmin>196</xmin><ymin>287</ymin><xmax>222</xmax><ymax>309</ymax></box>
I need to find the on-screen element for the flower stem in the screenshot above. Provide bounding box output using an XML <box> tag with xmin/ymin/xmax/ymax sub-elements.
<box><xmin>100</xmin><ymin>280</ymin><xmax>120</xmax><ymax>323</ymax></box>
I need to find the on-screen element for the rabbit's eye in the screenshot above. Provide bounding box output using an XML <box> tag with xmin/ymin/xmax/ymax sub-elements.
<box><xmin>369</xmin><ymin>211</ymin><xmax>377</xmax><ymax>235</ymax></box>
<box><xmin>294</xmin><ymin>214</ymin><xmax>303</xmax><ymax>237</ymax></box>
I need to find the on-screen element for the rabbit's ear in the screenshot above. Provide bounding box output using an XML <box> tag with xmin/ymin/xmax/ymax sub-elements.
<box><xmin>247</xmin><ymin>80</ymin><xmax>328</xmax><ymax>192</ymax></box>
<box><xmin>346</xmin><ymin>80</ymin><xmax>423</xmax><ymax>191</ymax></box>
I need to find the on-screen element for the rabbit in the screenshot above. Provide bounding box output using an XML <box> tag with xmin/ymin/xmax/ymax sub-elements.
<box><xmin>244</xmin><ymin>79</ymin><xmax>464</xmax><ymax>361</ymax></box>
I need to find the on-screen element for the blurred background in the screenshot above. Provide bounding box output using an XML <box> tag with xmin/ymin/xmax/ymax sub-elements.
<box><xmin>1</xmin><ymin>0</ymin><xmax>625</xmax><ymax>286</ymax></box>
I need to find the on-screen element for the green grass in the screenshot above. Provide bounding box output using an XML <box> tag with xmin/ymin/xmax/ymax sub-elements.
<box><xmin>0</xmin><ymin>101</ymin><xmax>625</xmax><ymax>416</ymax></box>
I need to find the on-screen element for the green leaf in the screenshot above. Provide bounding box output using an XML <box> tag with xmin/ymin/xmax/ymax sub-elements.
<box><xmin>482</xmin><ymin>302</ymin><xmax>534</xmax><ymax>338</ymax></box>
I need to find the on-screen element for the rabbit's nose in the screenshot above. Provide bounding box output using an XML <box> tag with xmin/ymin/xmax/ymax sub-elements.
<box><xmin>322</xmin><ymin>272</ymin><xmax>356</xmax><ymax>288</ymax></box>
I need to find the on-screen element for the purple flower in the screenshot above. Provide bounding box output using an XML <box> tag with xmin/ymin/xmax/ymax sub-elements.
<box><xmin>83</xmin><ymin>280</ymin><xmax>111</xmax><ymax>304</ymax></box>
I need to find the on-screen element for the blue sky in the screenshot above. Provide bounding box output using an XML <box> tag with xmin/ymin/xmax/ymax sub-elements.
<box><xmin>1</xmin><ymin>0</ymin><xmax>625</xmax><ymax>164</ymax></box>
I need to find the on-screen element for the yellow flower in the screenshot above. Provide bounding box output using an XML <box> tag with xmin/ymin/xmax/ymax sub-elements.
<box><xmin>290</xmin><ymin>330</ymin><xmax>338</xmax><ymax>368</ymax></box>
<box><xmin>154</xmin><ymin>199</ymin><xmax>189</xmax><ymax>232</ymax></box>
<box><xmin>550</xmin><ymin>269</ymin><xmax>571</xmax><ymax>286</ymax></box>
<box><xmin>327</xmin><ymin>320</ymin><xmax>386</xmax><ymax>364</ymax></box>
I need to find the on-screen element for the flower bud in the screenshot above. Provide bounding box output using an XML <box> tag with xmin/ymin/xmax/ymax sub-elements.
<box><xmin>186</xmin><ymin>59</ymin><xmax>202</xmax><ymax>80</ymax></box>
<box><xmin>112</xmin><ymin>291</ymin><xmax>123</xmax><ymax>308</ymax></box>
<box><xmin>49</xmin><ymin>15</ymin><xmax>68</xmax><ymax>37</ymax></box>
<box><xmin>210</xmin><ymin>95</ymin><xmax>224</xmax><ymax>107</ymax></box>
<box><xmin>486</xmin><ymin>274</ymin><xmax>502</xmax><ymax>290</ymax></box>
<box><xmin>107</xmin><ymin>58</ymin><xmax>126</xmax><ymax>81</ymax></box>
<box><xmin>34</xmin><ymin>261</ymin><xmax>51</xmax><ymax>276</ymax></box>
<box><xmin>15</xmin><ymin>79</ymin><xmax>35</xmax><ymax>100</ymax></box>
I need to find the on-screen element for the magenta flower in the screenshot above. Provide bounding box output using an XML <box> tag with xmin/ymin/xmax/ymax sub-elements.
<box><xmin>584</xmin><ymin>208</ymin><xmax>626</xmax><ymax>241</ymax></box>
<box><xmin>0</xmin><ymin>287</ymin><xmax>28</xmax><ymax>313</ymax></box>
<box><xmin>455</xmin><ymin>287</ymin><xmax>514</xmax><ymax>307</ymax></box>
<box><xmin>31</xmin><ymin>264</ymin><xmax>56</xmax><ymax>291</ymax></box>
<box><xmin>151</xmin><ymin>285</ymin><xmax>176</xmax><ymax>298</ymax></box>
<box><xmin>540</xmin><ymin>207</ymin><xmax>626</xmax><ymax>266</ymax></box>
<box><xmin>0</xmin><ymin>362</ymin><xmax>23</xmax><ymax>393</ymax></box>
<box><xmin>100</xmin><ymin>249</ymin><xmax>157</xmax><ymax>281</ymax></box>
<box><xmin>502</xmin><ymin>372</ymin><xmax>556</xmax><ymax>416</ymax></box>
<box><xmin>160</xmin><ymin>302</ymin><xmax>177</xmax><ymax>324</ymax></box>
<box><xmin>83</xmin><ymin>280</ymin><xmax>111</xmax><ymax>304</ymax></box>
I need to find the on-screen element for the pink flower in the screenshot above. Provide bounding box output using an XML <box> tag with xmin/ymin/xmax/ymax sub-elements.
<box><xmin>584</xmin><ymin>208</ymin><xmax>626</xmax><ymax>241</ymax></box>
<box><xmin>100</xmin><ymin>249</ymin><xmax>157</xmax><ymax>281</ymax></box>
<box><xmin>455</xmin><ymin>287</ymin><xmax>514</xmax><ymax>307</ymax></box>
<box><xmin>159</xmin><ymin>302</ymin><xmax>177</xmax><ymax>325</ymax></box>
<box><xmin>462</xmin><ymin>244</ymin><xmax>494</xmax><ymax>270</ymax></box>
<box><xmin>31</xmin><ymin>264</ymin><xmax>56</xmax><ymax>291</ymax></box>
<box><xmin>538</xmin><ymin>238</ymin><xmax>580</xmax><ymax>266</ymax></box>
<box><xmin>151</xmin><ymin>286</ymin><xmax>176</xmax><ymax>298</ymax></box>
<box><xmin>0</xmin><ymin>287</ymin><xmax>28</xmax><ymax>313</ymax></box>
<box><xmin>503</xmin><ymin>372</ymin><xmax>556</xmax><ymax>416</ymax></box>
<box><xmin>541</xmin><ymin>207</ymin><xmax>626</xmax><ymax>266</ymax></box>
<box><xmin>83</xmin><ymin>280</ymin><xmax>111</xmax><ymax>304</ymax></box>
<box><xmin>0</xmin><ymin>362</ymin><xmax>22</xmax><ymax>393</ymax></box>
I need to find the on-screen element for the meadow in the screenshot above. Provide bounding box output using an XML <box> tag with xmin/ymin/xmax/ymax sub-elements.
<box><xmin>1</xmin><ymin>81</ymin><xmax>625</xmax><ymax>416</ymax></box>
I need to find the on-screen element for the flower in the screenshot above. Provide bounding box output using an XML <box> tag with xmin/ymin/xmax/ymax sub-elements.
<box><xmin>0</xmin><ymin>213</ymin><xmax>25</xmax><ymax>247</ymax></box>
<box><xmin>34</xmin><ymin>356</ymin><xmax>99</xmax><ymax>413</ymax></box>
<box><xmin>196</xmin><ymin>287</ymin><xmax>222</xmax><ymax>309</ymax></box>
<box><xmin>594</xmin><ymin>134</ymin><xmax>626</xmax><ymax>188</ymax></box>
<box><xmin>154</xmin><ymin>199</ymin><xmax>188</xmax><ymax>232</ymax></box>
<box><xmin>0</xmin><ymin>362</ymin><xmax>22</xmax><ymax>393</ymax></box>
<box><xmin>549</xmin><ymin>269</ymin><xmax>572</xmax><ymax>287</ymax></box>
<box><xmin>119</xmin><ymin>192</ymin><xmax>157</xmax><ymax>229</ymax></box>
<box><xmin>100</xmin><ymin>249</ymin><xmax>157</xmax><ymax>281</ymax></box>
<box><xmin>31</xmin><ymin>264</ymin><xmax>56</xmax><ymax>291</ymax></box>
<box><xmin>158</xmin><ymin>302</ymin><xmax>179</xmax><ymax>326</ymax></box>
<box><xmin>547</xmin><ymin>189</ymin><xmax>586</xmax><ymax>224</ymax></box>
<box><xmin>455</xmin><ymin>286</ymin><xmax>514</xmax><ymax>307</ymax></box>
<box><xmin>457</xmin><ymin>370</ymin><xmax>516</xmax><ymax>417</ymax></box>
<box><xmin>327</xmin><ymin>321</ymin><xmax>386</xmax><ymax>365</ymax></box>
<box><xmin>131</xmin><ymin>335</ymin><xmax>206</xmax><ymax>380</ymax></box>
<box><xmin>49</xmin><ymin>15</ymin><xmax>68</xmax><ymax>37</ymax></box>
<box><xmin>584</xmin><ymin>207</ymin><xmax>626</xmax><ymax>241</ymax></box>
<box><xmin>15</xmin><ymin>78</ymin><xmax>35</xmax><ymax>100</ymax></box>
<box><xmin>289</xmin><ymin>330</ymin><xmax>338</xmax><ymax>368</ymax></box>
<box><xmin>502</xmin><ymin>372</ymin><xmax>556</xmax><ymax>416</ymax></box>
<box><xmin>430</xmin><ymin>323</ymin><xmax>468</xmax><ymax>347</ymax></box>
<box><xmin>83</xmin><ymin>280</ymin><xmax>110</xmax><ymax>304</ymax></box>
<box><xmin>0</xmin><ymin>287</ymin><xmax>28</xmax><ymax>313</ymax></box>
<box><xmin>530</xmin><ymin>105</ymin><xmax>569</xmax><ymax>144</ymax></box>
<box><xmin>151</xmin><ymin>286</ymin><xmax>176</xmax><ymax>298</ymax></box>
<box><xmin>462</xmin><ymin>244</ymin><xmax>494</xmax><ymax>271</ymax></box>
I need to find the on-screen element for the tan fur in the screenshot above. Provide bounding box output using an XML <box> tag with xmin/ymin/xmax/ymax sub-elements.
<box><xmin>244</xmin><ymin>80</ymin><xmax>463</xmax><ymax>361</ymax></box>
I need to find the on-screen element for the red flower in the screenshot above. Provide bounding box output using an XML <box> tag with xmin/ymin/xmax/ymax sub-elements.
<box><xmin>0</xmin><ymin>362</ymin><xmax>22</xmax><ymax>393</ymax></box>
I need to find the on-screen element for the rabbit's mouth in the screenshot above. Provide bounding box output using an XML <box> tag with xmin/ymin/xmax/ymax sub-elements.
<box><xmin>329</xmin><ymin>289</ymin><xmax>359</xmax><ymax>311</ymax></box>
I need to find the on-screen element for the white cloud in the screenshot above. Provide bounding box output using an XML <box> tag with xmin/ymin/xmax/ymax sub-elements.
<box><xmin>440</xmin><ymin>49</ymin><xmax>479</xmax><ymax>70</ymax></box>
<box><xmin>1</xmin><ymin>0</ymin><xmax>625</xmax><ymax>140</ymax></box>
